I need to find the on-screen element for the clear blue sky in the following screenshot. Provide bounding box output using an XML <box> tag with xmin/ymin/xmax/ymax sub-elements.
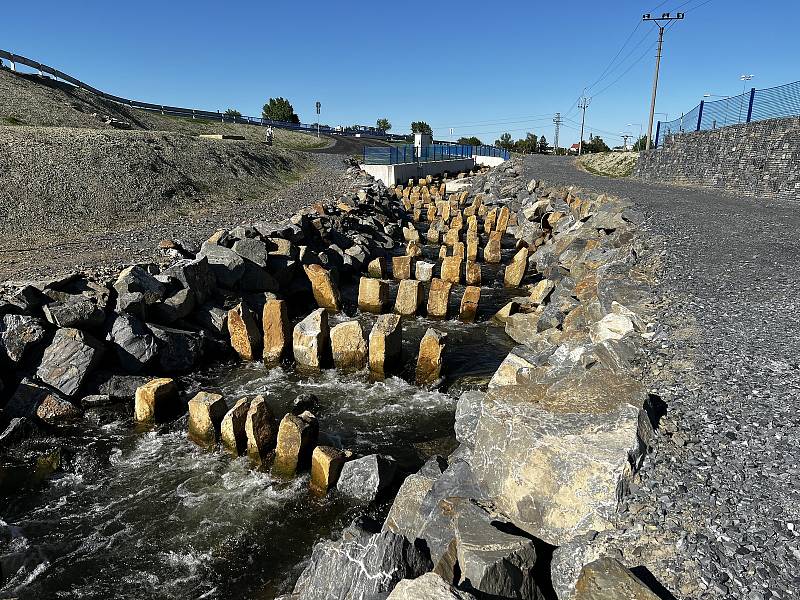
<box><xmin>2</xmin><ymin>0</ymin><xmax>796</xmax><ymax>146</ymax></box>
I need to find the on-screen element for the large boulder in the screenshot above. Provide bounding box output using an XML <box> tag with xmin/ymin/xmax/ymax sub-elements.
<box><xmin>273</xmin><ymin>411</ymin><xmax>318</xmax><ymax>477</ymax></box>
<box><xmin>291</xmin><ymin>518</ymin><xmax>432</xmax><ymax>600</ymax></box>
<box><xmin>330</xmin><ymin>320</ymin><xmax>368</xmax><ymax>370</ymax></box>
<box><xmin>199</xmin><ymin>242</ymin><xmax>245</xmax><ymax>289</ymax></box>
<box><xmin>336</xmin><ymin>454</ymin><xmax>398</xmax><ymax>502</ymax></box>
<box><xmin>454</xmin><ymin>391</ymin><xmax>484</xmax><ymax>448</ymax></box>
<box><xmin>387</xmin><ymin>573</ymin><xmax>477</xmax><ymax>600</ymax></box>
<box><xmin>147</xmin><ymin>324</ymin><xmax>205</xmax><ymax>373</ymax></box>
<box><xmin>162</xmin><ymin>256</ymin><xmax>215</xmax><ymax>305</ymax></box>
<box><xmin>187</xmin><ymin>391</ymin><xmax>227</xmax><ymax>449</ymax></box>
<box><xmin>304</xmin><ymin>264</ymin><xmax>341</xmax><ymax>312</ymax></box>
<box><xmin>113</xmin><ymin>265</ymin><xmax>166</xmax><ymax>314</ymax></box>
<box><xmin>4</xmin><ymin>378</ymin><xmax>69</xmax><ymax>420</ymax></box>
<box><xmin>228</xmin><ymin>303</ymin><xmax>261</xmax><ymax>361</ymax></box>
<box><xmin>383</xmin><ymin>456</ymin><xmax>447</xmax><ymax>538</ymax></box>
<box><xmin>36</xmin><ymin>328</ymin><xmax>104</xmax><ymax>397</ymax></box>
<box><xmin>471</xmin><ymin>367</ymin><xmax>655</xmax><ymax>546</ymax></box>
<box><xmin>0</xmin><ymin>315</ymin><xmax>46</xmax><ymax>365</ymax></box>
<box><xmin>574</xmin><ymin>557</ymin><xmax>660</xmax><ymax>600</ymax></box>
<box><xmin>42</xmin><ymin>295</ymin><xmax>105</xmax><ymax>329</ymax></box>
<box><xmin>107</xmin><ymin>313</ymin><xmax>159</xmax><ymax>373</ymax></box>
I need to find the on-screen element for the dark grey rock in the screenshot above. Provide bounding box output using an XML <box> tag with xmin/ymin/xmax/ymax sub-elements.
<box><xmin>147</xmin><ymin>324</ymin><xmax>204</xmax><ymax>373</ymax></box>
<box><xmin>232</xmin><ymin>238</ymin><xmax>268</xmax><ymax>267</ymax></box>
<box><xmin>36</xmin><ymin>328</ymin><xmax>104</xmax><ymax>397</ymax></box>
<box><xmin>0</xmin><ymin>417</ymin><xmax>37</xmax><ymax>447</ymax></box>
<box><xmin>94</xmin><ymin>373</ymin><xmax>152</xmax><ymax>400</ymax></box>
<box><xmin>198</xmin><ymin>242</ymin><xmax>245</xmax><ymax>288</ymax></box>
<box><xmin>292</xmin><ymin>393</ymin><xmax>319</xmax><ymax>415</ymax></box>
<box><xmin>190</xmin><ymin>303</ymin><xmax>228</xmax><ymax>336</ymax></box>
<box><xmin>42</xmin><ymin>296</ymin><xmax>105</xmax><ymax>329</ymax></box>
<box><xmin>292</xmin><ymin>518</ymin><xmax>432</xmax><ymax>600</ymax></box>
<box><xmin>0</xmin><ymin>314</ymin><xmax>46</xmax><ymax>364</ymax></box>
<box><xmin>108</xmin><ymin>313</ymin><xmax>159</xmax><ymax>373</ymax></box>
<box><xmin>337</xmin><ymin>454</ymin><xmax>398</xmax><ymax>502</ymax></box>
<box><xmin>162</xmin><ymin>257</ymin><xmax>215</xmax><ymax>305</ymax></box>
<box><xmin>150</xmin><ymin>288</ymin><xmax>196</xmax><ymax>323</ymax></box>
<box><xmin>5</xmin><ymin>378</ymin><xmax>64</xmax><ymax>419</ymax></box>
<box><xmin>113</xmin><ymin>266</ymin><xmax>165</xmax><ymax>313</ymax></box>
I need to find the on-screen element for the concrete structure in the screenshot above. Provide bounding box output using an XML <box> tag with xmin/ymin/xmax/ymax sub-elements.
<box><xmin>473</xmin><ymin>155</ymin><xmax>507</xmax><ymax>167</ymax></box>
<box><xmin>360</xmin><ymin>158</ymin><xmax>476</xmax><ymax>186</ymax></box>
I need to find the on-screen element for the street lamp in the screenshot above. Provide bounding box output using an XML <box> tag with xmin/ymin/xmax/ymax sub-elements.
<box><xmin>627</xmin><ymin>123</ymin><xmax>643</xmax><ymax>146</ymax></box>
<box><xmin>738</xmin><ymin>74</ymin><xmax>754</xmax><ymax>123</ymax></box>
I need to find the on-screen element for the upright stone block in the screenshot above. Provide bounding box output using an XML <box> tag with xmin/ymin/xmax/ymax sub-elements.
<box><xmin>426</xmin><ymin>278</ymin><xmax>452</xmax><ymax>319</ymax></box>
<box><xmin>310</xmin><ymin>446</ymin><xmax>346</xmax><ymax>495</ymax></box>
<box><xmin>415</xmin><ymin>329</ymin><xmax>447</xmax><ymax>385</ymax></box>
<box><xmin>188</xmin><ymin>391</ymin><xmax>227</xmax><ymax>449</ymax></box>
<box><xmin>228</xmin><ymin>302</ymin><xmax>261</xmax><ymax>361</ymax></box>
<box><xmin>459</xmin><ymin>286</ymin><xmax>481</xmax><ymax>323</ymax></box>
<box><xmin>415</xmin><ymin>261</ymin><xmax>435</xmax><ymax>282</ymax></box>
<box><xmin>467</xmin><ymin>215</ymin><xmax>478</xmax><ymax>233</ymax></box>
<box><xmin>496</xmin><ymin>206</ymin><xmax>510</xmax><ymax>233</ymax></box>
<box><xmin>134</xmin><ymin>378</ymin><xmax>177</xmax><ymax>422</ymax></box>
<box><xmin>438</xmin><ymin>245</ymin><xmax>448</xmax><ymax>260</ymax></box>
<box><xmin>262</xmin><ymin>298</ymin><xmax>290</xmax><ymax>364</ymax></box>
<box><xmin>465</xmin><ymin>260</ymin><xmax>482</xmax><ymax>285</ymax></box>
<box><xmin>369</xmin><ymin>314</ymin><xmax>402</xmax><ymax>379</ymax></box>
<box><xmin>367</xmin><ymin>257</ymin><xmax>387</xmax><ymax>278</ymax></box>
<box><xmin>444</xmin><ymin>228</ymin><xmax>460</xmax><ymax>247</ymax></box>
<box><xmin>441</xmin><ymin>256</ymin><xmax>462</xmax><ymax>285</ymax></box>
<box><xmin>303</xmin><ymin>264</ymin><xmax>341</xmax><ymax>312</ymax></box>
<box><xmin>402</xmin><ymin>225</ymin><xmax>420</xmax><ymax>242</ymax></box>
<box><xmin>503</xmin><ymin>247</ymin><xmax>529</xmax><ymax>288</ymax></box>
<box><xmin>330</xmin><ymin>320</ymin><xmax>368</xmax><ymax>370</ymax></box>
<box><xmin>484</xmin><ymin>231</ymin><xmax>502</xmax><ymax>264</ymax></box>
<box><xmin>246</xmin><ymin>395</ymin><xmax>278</xmax><ymax>465</ymax></box>
<box><xmin>358</xmin><ymin>277</ymin><xmax>389</xmax><ymax>314</ymax></box>
<box><xmin>426</xmin><ymin>226</ymin><xmax>441</xmax><ymax>244</ymax></box>
<box><xmin>466</xmin><ymin>234</ymin><xmax>479</xmax><ymax>261</ymax></box>
<box><xmin>273</xmin><ymin>411</ymin><xmax>319</xmax><ymax>477</ymax></box>
<box><xmin>406</xmin><ymin>240</ymin><xmax>422</xmax><ymax>257</ymax></box>
<box><xmin>221</xmin><ymin>397</ymin><xmax>250</xmax><ymax>456</ymax></box>
<box><xmin>394</xmin><ymin>279</ymin><xmax>423</xmax><ymax>316</ymax></box>
<box><xmin>292</xmin><ymin>308</ymin><xmax>330</xmax><ymax>370</ymax></box>
<box><xmin>392</xmin><ymin>255</ymin><xmax>414</xmax><ymax>280</ymax></box>
<box><xmin>484</xmin><ymin>207</ymin><xmax>497</xmax><ymax>233</ymax></box>
<box><xmin>452</xmin><ymin>241</ymin><xmax>465</xmax><ymax>260</ymax></box>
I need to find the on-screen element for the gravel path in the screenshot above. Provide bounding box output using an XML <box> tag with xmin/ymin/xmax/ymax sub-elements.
<box><xmin>522</xmin><ymin>155</ymin><xmax>800</xmax><ymax>600</ymax></box>
<box><xmin>0</xmin><ymin>152</ymin><xmax>350</xmax><ymax>282</ymax></box>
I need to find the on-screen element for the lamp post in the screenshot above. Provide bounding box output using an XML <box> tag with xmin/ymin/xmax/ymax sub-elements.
<box><xmin>738</xmin><ymin>74</ymin><xmax>754</xmax><ymax>123</ymax></box>
<box><xmin>627</xmin><ymin>123</ymin><xmax>642</xmax><ymax>148</ymax></box>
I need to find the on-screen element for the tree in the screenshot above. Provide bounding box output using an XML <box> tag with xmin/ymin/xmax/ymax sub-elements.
<box><xmin>224</xmin><ymin>108</ymin><xmax>242</xmax><ymax>118</ymax></box>
<box><xmin>262</xmin><ymin>97</ymin><xmax>300</xmax><ymax>124</ymax></box>
<box><xmin>376</xmin><ymin>118</ymin><xmax>392</xmax><ymax>132</ymax></box>
<box><xmin>582</xmin><ymin>135</ymin><xmax>611</xmax><ymax>153</ymax></box>
<box><xmin>537</xmin><ymin>135</ymin><xmax>549</xmax><ymax>154</ymax></box>
<box><xmin>513</xmin><ymin>132</ymin><xmax>538</xmax><ymax>154</ymax></box>
<box><xmin>411</xmin><ymin>121</ymin><xmax>433</xmax><ymax>136</ymax></box>
<box><xmin>495</xmin><ymin>132</ymin><xmax>514</xmax><ymax>150</ymax></box>
<box><xmin>457</xmin><ymin>136</ymin><xmax>483</xmax><ymax>146</ymax></box>
<box><xmin>632</xmin><ymin>135</ymin><xmax>647</xmax><ymax>151</ymax></box>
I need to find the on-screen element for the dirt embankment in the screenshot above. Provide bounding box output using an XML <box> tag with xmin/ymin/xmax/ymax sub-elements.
<box><xmin>576</xmin><ymin>151</ymin><xmax>638</xmax><ymax>178</ymax></box>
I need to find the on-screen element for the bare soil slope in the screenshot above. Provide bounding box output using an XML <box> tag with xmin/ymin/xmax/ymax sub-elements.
<box><xmin>577</xmin><ymin>151</ymin><xmax>638</xmax><ymax>178</ymax></box>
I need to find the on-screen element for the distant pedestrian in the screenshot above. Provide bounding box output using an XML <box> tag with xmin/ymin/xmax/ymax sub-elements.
<box><xmin>265</xmin><ymin>126</ymin><xmax>274</xmax><ymax>146</ymax></box>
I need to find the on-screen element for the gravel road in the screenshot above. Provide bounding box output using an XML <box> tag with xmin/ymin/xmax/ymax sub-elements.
<box><xmin>523</xmin><ymin>155</ymin><xmax>800</xmax><ymax>600</ymax></box>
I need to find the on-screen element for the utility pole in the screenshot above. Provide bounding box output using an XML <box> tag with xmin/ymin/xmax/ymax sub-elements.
<box><xmin>621</xmin><ymin>133</ymin><xmax>632</xmax><ymax>150</ymax></box>
<box><xmin>577</xmin><ymin>96</ymin><xmax>591</xmax><ymax>155</ymax></box>
<box><xmin>738</xmin><ymin>74</ymin><xmax>754</xmax><ymax>123</ymax></box>
<box><xmin>643</xmin><ymin>12</ymin><xmax>684</xmax><ymax>150</ymax></box>
<box><xmin>553</xmin><ymin>112</ymin><xmax>563</xmax><ymax>155</ymax></box>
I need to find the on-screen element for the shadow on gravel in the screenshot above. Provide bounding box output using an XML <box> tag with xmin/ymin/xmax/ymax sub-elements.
<box><xmin>631</xmin><ymin>566</ymin><xmax>679</xmax><ymax>600</ymax></box>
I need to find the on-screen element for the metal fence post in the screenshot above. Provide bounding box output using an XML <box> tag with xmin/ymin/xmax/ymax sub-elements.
<box><xmin>746</xmin><ymin>88</ymin><xmax>756</xmax><ymax>123</ymax></box>
<box><xmin>696</xmin><ymin>101</ymin><xmax>704</xmax><ymax>131</ymax></box>
<box><xmin>654</xmin><ymin>121</ymin><xmax>661</xmax><ymax>148</ymax></box>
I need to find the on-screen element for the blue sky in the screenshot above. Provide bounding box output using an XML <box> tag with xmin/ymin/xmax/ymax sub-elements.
<box><xmin>2</xmin><ymin>0</ymin><xmax>796</xmax><ymax>146</ymax></box>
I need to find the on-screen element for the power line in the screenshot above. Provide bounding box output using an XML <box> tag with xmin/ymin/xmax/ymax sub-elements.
<box><xmin>590</xmin><ymin>40</ymin><xmax>658</xmax><ymax>98</ymax></box>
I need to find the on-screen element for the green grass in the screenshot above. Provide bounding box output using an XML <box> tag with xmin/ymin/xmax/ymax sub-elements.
<box><xmin>2</xmin><ymin>116</ymin><xmax>26</xmax><ymax>125</ymax></box>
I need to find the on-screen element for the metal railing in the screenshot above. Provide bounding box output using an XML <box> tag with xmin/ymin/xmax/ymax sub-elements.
<box><xmin>0</xmin><ymin>49</ymin><xmax>385</xmax><ymax>136</ymax></box>
<box><xmin>363</xmin><ymin>143</ymin><xmax>509</xmax><ymax>165</ymax></box>
<box><xmin>655</xmin><ymin>79</ymin><xmax>800</xmax><ymax>147</ymax></box>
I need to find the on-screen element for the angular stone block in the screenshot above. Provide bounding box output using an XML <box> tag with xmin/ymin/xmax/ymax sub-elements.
<box><xmin>228</xmin><ymin>302</ymin><xmax>261</xmax><ymax>361</ymax></box>
<box><xmin>187</xmin><ymin>391</ymin><xmax>227</xmax><ymax>449</ymax></box>
<box><xmin>303</xmin><ymin>264</ymin><xmax>341</xmax><ymax>312</ymax></box>
<box><xmin>246</xmin><ymin>395</ymin><xmax>278</xmax><ymax>465</ymax></box>
<box><xmin>416</xmin><ymin>328</ymin><xmax>447</xmax><ymax>385</ymax></box>
<box><xmin>330</xmin><ymin>320</ymin><xmax>368</xmax><ymax>370</ymax></box>
<box><xmin>358</xmin><ymin>277</ymin><xmax>390</xmax><ymax>314</ymax></box>
<box><xmin>415</xmin><ymin>261</ymin><xmax>435</xmax><ymax>282</ymax></box>
<box><xmin>367</xmin><ymin>257</ymin><xmax>387</xmax><ymax>278</ymax></box>
<box><xmin>273</xmin><ymin>411</ymin><xmax>319</xmax><ymax>477</ymax></box>
<box><xmin>293</xmin><ymin>308</ymin><xmax>330</xmax><ymax>370</ymax></box>
<box><xmin>484</xmin><ymin>232</ymin><xmax>502</xmax><ymax>264</ymax></box>
<box><xmin>134</xmin><ymin>378</ymin><xmax>177</xmax><ymax>422</ymax></box>
<box><xmin>221</xmin><ymin>397</ymin><xmax>250</xmax><ymax>456</ymax></box>
<box><xmin>36</xmin><ymin>328</ymin><xmax>104</xmax><ymax>397</ymax></box>
<box><xmin>426</xmin><ymin>278</ymin><xmax>452</xmax><ymax>319</ymax></box>
<box><xmin>369</xmin><ymin>314</ymin><xmax>402</xmax><ymax>380</ymax></box>
<box><xmin>459</xmin><ymin>286</ymin><xmax>481</xmax><ymax>323</ymax></box>
<box><xmin>392</xmin><ymin>255</ymin><xmax>414</xmax><ymax>280</ymax></box>
<box><xmin>262</xmin><ymin>298</ymin><xmax>290</xmax><ymax>364</ymax></box>
<box><xmin>440</xmin><ymin>257</ymin><xmax>462</xmax><ymax>285</ymax></box>
<box><xmin>394</xmin><ymin>279</ymin><xmax>423</xmax><ymax>316</ymax></box>
<box><xmin>310</xmin><ymin>445</ymin><xmax>346</xmax><ymax>495</ymax></box>
<box><xmin>503</xmin><ymin>247</ymin><xmax>529</xmax><ymax>288</ymax></box>
<box><xmin>465</xmin><ymin>260</ymin><xmax>481</xmax><ymax>285</ymax></box>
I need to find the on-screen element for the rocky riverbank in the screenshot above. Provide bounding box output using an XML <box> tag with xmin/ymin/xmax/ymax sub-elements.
<box><xmin>1</xmin><ymin>156</ymin><xmax>674</xmax><ymax>599</ymax></box>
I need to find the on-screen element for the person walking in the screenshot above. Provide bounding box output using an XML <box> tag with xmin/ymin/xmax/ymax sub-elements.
<box><xmin>265</xmin><ymin>125</ymin><xmax>274</xmax><ymax>146</ymax></box>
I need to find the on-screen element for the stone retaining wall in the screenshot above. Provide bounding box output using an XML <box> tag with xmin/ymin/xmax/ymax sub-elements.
<box><xmin>634</xmin><ymin>116</ymin><xmax>800</xmax><ymax>201</ymax></box>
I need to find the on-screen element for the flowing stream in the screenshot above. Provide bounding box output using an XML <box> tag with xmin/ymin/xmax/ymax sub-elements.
<box><xmin>0</xmin><ymin>271</ymin><xmax>518</xmax><ymax>599</ymax></box>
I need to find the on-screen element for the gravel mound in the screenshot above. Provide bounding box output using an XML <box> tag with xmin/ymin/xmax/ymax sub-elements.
<box><xmin>521</xmin><ymin>154</ymin><xmax>800</xmax><ymax>600</ymax></box>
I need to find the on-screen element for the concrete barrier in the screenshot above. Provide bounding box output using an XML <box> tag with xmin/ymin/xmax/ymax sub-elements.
<box><xmin>360</xmin><ymin>158</ymin><xmax>476</xmax><ymax>186</ymax></box>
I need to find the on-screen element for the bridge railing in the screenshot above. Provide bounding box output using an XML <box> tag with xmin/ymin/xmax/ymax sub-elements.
<box><xmin>363</xmin><ymin>143</ymin><xmax>509</xmax><ymax>165</ymax></box>
<box><xmin>655</xmin><ymin>79</ymin><xmax>800</xmax><ymax>147</ymax></box>
<box><xmin>0</xmin><ymin>48</ymin><xmax>385</xmax><ymax>136</ymax></box>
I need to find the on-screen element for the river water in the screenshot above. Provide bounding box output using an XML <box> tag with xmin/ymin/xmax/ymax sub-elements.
<box><xmin>0</xmin><ymin>280</ymin><xmax>517</xmax><ymax>599</ymax></box>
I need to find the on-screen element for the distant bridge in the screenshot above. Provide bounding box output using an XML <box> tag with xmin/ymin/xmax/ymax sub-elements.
<box><xmin>0</xmin><ymin>49</ymin><xmax>386</xmax><ymax>137</ymax></box>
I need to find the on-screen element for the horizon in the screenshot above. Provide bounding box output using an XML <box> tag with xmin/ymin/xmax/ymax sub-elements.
<box><xmin>1</xmin><ymin>0</ymin><xmax>796</xmax><ymax>147</ymax></box>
